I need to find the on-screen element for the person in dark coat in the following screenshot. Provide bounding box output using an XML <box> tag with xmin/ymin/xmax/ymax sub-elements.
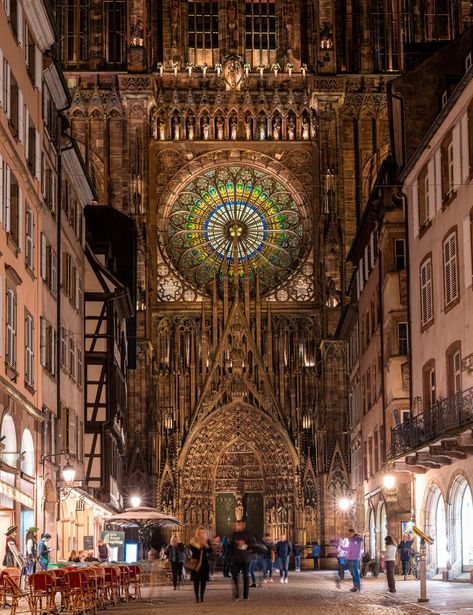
<box><xmin>228</xmin><ymin>521</ymin><xmax>256</xmax><ymax>601</ymax></box>
<box><xmin>398</xmin><ymin>533</ymin><xmax>413</xmax><ymax>579</ymax></box>
<box><xmin>165</xmin><ymin>534</ymin><xmax>187</xmax><ymax>589</ymax></box>
<box><xmin>188</xmin><ymin>527</ymin><xmax>212</xmax><ymax>602</ymax></box>
<box><xmin>312</xmin><ymin>541</ymin><xmax>321</xmax><ymax>570</ymax></box>
<box><xmin>275</xmin><ymin>534</ymin><xmax>292</xmax><ymax>583</ymax></box>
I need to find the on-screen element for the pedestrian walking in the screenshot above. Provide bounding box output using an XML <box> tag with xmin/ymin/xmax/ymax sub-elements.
<box><xmin>208</xmin><ymin>536</ymin><xmax>222</xmax><ymax>580</ymax></box>
<box><xmin>336</xmin><ymin>538</ymin><xmax>347</xmax><ymax>579</ymax></box>
<box><xmin>166</xmin><ymin>534</ymin><xmax>187</xmax><ymax>590</ymax></box>
<box><xmin>293</xmin><ymin>542</ymin><xmax>302</xmax><ymax>571</ymax></box>
<box><xmin>384</xmin><ymin>536</ymin><xmax>397</xmax><ymax>593</ymax></box>
<box><xmin>262</xmin><ymin>534</ymin><xmax>274</xmax><ymax>582</ymax></box>
<box><xmin>38</xmin><ymin>533</ymin><xmax>52</xmax><ymax>571</ymax></box>
<box><xmin>275</xmin><ymin>534</ymin><xmax>292</xmax><ymax>583</ymax></box>
<box><xmin>312</xmin><ymin>541</ymin><xmax>321</xmax><ymax>570</ymax></box>
<box><xmin>228</xmin><ymin>520</ymin><xmax>255</xmax><ymax>601</ymax></box>
<box><xmin>398</xmin><ymin>533</ymin><xmax>413</xmax><ymax>579</ymax></box>
<box><xmin>25</xmin><ymin>527</ymin><xmax>38</xmax><ymax>575</ymax></box>
<box><xmin>188</xmin><ymin>527</ymin><xmax>212</xmax><ymax>602</ymax></box>
<box><xmin>346</xmin><ymin>529</ymin><xmax>363</xmax><ymax>592</ymax></box>
<box><xmin>221</xmin><ymin>535</ymin><xmax>231</xmax><ymax>577</ymax></box>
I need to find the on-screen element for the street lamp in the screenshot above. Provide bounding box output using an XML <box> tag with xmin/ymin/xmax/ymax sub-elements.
<box><xmin>62</xmin><ymin>463</ymin><xmax>76</xmax><ymax>484</ymax></box>
<box><xmin>130</xmin><ymin>496</ymin><xmax>141</xmax><ymax>508</ymax></box>
<box><xmin>383</xmin><ymin>473</ymin><xmax>396</xmax><ymax>490</ymax></box>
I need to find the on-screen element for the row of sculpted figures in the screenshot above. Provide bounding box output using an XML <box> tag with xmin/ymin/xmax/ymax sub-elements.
<box><xmin>152</xmin><ymin>108</ymin><xmax>316</xmax><ymax>141</ymax></box>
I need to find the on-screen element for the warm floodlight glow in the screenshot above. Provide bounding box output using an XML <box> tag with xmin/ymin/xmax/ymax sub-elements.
<box><xmin>383</xmin><ymin>474</ymin><xmax>396</xmax><ymax>490</ymax></box>
<box><xmin>130</xmin><ymin>496</ymin><xmax>141</xmax><ymax>508</ymax></box>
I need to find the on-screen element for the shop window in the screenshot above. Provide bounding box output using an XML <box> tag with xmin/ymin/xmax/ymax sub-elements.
<box><xmin>20</xmin><ymin>429</ymin><xmax>34</xmax><ymax>476</ymax></box>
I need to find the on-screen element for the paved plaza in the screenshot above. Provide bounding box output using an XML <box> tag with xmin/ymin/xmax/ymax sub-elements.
<box><xmin>109</xmin><ymin>571</ymin><xmax>473</xmax><ymax>615</ymax></box>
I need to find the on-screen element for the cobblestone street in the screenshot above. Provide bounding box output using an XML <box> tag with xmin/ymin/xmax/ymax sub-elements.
<box><xmin>110</xmin><ymin>571</ymin><xmax>473</xmax><ymax>615</ymax></box>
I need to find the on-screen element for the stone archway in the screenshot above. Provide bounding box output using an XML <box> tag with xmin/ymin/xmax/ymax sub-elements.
<box><xmin>178</xmin><ymin>403</ymin><xmax>298</xmax><ymax>540</ymax></box>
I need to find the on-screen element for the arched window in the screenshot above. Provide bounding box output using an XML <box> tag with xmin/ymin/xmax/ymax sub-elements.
<box><xmin>20</xmin><ymin>430</ymin><xmax>34</xmax><ymax>477</ymax></box>
<box><xmin>425</xmin><ymin>483</ymin><xmax>447</xmax><ymax>570</ymax></box>
<box><xmin>0</xmin><ymin>415</ymin><xmax>17</xmax><ymax>467</ymax></box>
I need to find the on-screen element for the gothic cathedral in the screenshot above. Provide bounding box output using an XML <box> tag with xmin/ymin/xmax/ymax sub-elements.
<box><xmin>53</xmin><ymin>0</ymin><xmax>472</xmax><ymax>543</ymax></box>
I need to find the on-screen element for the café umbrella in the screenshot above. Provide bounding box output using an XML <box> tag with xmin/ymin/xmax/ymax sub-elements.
<box><xmin>106</xmin><ymin>507</ymin><xmax>182</xmax><ymax>560</ymax></box>
<box><xmin>106</xmin><ymin>506</ymin><xmax>181</xmax><ymax>529</ymax></box>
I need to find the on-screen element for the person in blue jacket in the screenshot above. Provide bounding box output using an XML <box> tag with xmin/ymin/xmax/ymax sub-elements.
<box><xmin>312</xmin><ymin>541</ymin><xmax>321</xmax><ymax>570</ymax></box>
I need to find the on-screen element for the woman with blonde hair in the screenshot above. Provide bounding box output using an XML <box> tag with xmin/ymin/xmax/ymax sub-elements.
<box><xmin>188</xmin><ymin>527</ymin><xmax>212</xmax><ymax>603</ymax></box>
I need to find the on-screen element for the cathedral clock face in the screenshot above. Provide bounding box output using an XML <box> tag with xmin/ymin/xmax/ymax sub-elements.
<box><xmin>163</xmin><ymin>165</ymin><xmax>309</xmax><ymax>297</ymax></box>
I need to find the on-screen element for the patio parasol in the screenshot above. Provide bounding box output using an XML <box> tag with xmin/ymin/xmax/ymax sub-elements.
<box><xmin>106</xmin><ymin>506</ymin><xmax>182</xmax><ymax>529</ymax></box>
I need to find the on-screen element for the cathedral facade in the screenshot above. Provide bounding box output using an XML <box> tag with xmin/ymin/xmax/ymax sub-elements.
<box><xmin>52</xmin><ymin>0</ymin><xmax>472</xmax><ymax>546</ymax></box>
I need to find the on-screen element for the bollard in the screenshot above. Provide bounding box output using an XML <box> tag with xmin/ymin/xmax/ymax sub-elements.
<box><xmin>418</xmin><ymin>538</ymin><xmax>429</xmax><ymax>603</ymax></box>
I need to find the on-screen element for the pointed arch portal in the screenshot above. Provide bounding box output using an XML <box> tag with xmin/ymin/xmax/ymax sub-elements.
<box><xmin>178</xmin><ymin>402</ymin><xmax>299</xmax><ymax>538</ymax></box>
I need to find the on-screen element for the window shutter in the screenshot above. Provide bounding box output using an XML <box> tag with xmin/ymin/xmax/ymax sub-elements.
<box><xmin>359</xmin><ymin>257</ymin><xmax>364</xmax><ymax>291</ymax></box>
<box><xmin>4</xmin><ymin>164</ymin><xmax>10</xmax><ymax>233</ymax></box>
<box><xmin>51</xmin><ymin>250</ymin><xmax>57</xmax><ymax>296</ymax></box>
<box><xmin>18</xmin><ymin>90</ymin><xmax>23</xmax><ymax>144</ymax></box>
<box><xmin>34</xmin><ymin>47</ymin><xmax>42</xmax><ymax>91</ymax></box>
<box><xmin>444</xmin><ymin>233</ymin><xmax>458</xmax><ymax>306</ymax></box>
<box><xmin>427</xmin><ymin>157</ymin><xmax>435</xmax><ymax>221</ymax></box>
<box><xmin>0</xmin><ymin>274</ymin><xmax>3</xmax><ymax>358</ymax></box>
<box><xmin>453</xmin><ymin>123</ymin><xmax>462</xmax><ymax>192</ymax></box>
<box><xmin>75</xmin><ymin>268</ymin><xmax>80</xmax><ymax>309</ymax></box>
<box><xmin>35</xmin><ymin>130</ymin><xmax>40</xmax><ymax>180</ymax></box>
<box><xmin>0</xmin><ymin>48</ymin><xmax>3</xmax><ymax>108</ymax></box>
<box><xmin>40</xmin><ymin>317</ymin><xmax>46</xmax><ymax>367</ymax></box>
<box><xmin>364</xmin><ymin>246</ymin><xmax>369</xmax><ymax>279</ymax></box>
<box><xmin>24</xmin><ymin>108</ymin><xmax>29</xmax><ymax>158</ymax></box>
<box><xmin>17</xmin><ymin>186</ymin><xmax>22</xmax><ymax>251</ymax></box>
<box><xmin>370</xmin><ymin>233</ymin><xmax>375</xmax><ymax>268</ymax></box>
<box><xmin>463</xmin><ymin>215</ymin><xmax>473</xmax><ymax>289</ymax></box>
<box><xmin>5</xmin><ymin>64</ymin><xmax>10</xmax><ymax>119</ymax></box>
<box><xmin>40</xmin><ymin>233</ymin><xmax>47</xmax><ymax>279</ymax></box>
<box><xmin>17</xmin><ymin>2</ymin><xmax>23</xmax><ymax>47</ymax></box>
<box><xmin>420</xmin><ymin>260</ymin><xmax>433</xmax><ymax>325</ymax></box>
<box><xmin>461</xmin><ymin>111</ymin><xmax>470</xmax><ymax>183</ymax></box>
<box><xmin>52</xmin><ymin>327</ymin><xmax>57</xmax><ymax>376</ymax></box>
<box><xmin>434</xmin><ymin>149</ymin><xmax>442</xmax><ymax>211</ymax></box>
<box><xmin>412</xmin><ymin>180</ymin><xmax>419</xmax><ymax>237</ymax></box>
<box><xmin>0</xmin><ymin>154</ymin><xmax>3</xmax><ymax>227</ymax></box>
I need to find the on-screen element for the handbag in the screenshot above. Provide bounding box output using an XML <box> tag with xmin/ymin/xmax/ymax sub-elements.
<box><xmin>184</xmin><ymin>545</ymin><xmax>203</xmax><ymax>573</ymax></box>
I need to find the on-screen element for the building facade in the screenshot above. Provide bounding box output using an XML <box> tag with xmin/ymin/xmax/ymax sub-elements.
<box><xmin>338</xmin><ymin>161</ymin><xmax>410</xmax><ymax>556</ymax></box>
<box><xmin>47</xmin><ymin>0</ymin><xmax>473</xmax><ymax>549</ymax></box>
<box><xmin>396</xmin><ymin>55</ymin><xmax>473</xmax><ymax>579</ymax></box>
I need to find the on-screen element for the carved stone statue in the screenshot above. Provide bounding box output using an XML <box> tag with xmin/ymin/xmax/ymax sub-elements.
<box><xmin>223</xmin><ymin>55</ymin><xmax>243</xmax><ymax>89</ymax></box>
<box><xmin>283</xmin><ymin>0</ymin><xmax>295</xmax><ymax>54</ymax></box>
<box><xmin>235</xmin><ymin>497</ymin><xmax>244</xmax><ymax>521</ymax></box>
<box><xmin>257</xmin><ymin>115</ymin><xmax>266</xmax><ymax>141</ymax></box>
<box><xmin>230</xmin><ymin>115</ymin><xmax>238</xmax><ymax>140</ymax></box>
<box><xmin>170</xmin><ymin>0</ymin><xmax>179</xmax><ymax>48</ymax></box>
<box><xmin>227</xmin><ymin>1</ymin><xmax>237</xmax><ymax>48</ymax></box>
<box><xmin>272</xmin><ymin>115</ymin><xmax>281</xmax><ymax>140</ymax></box>
<box><xmin>287</xmin><ymin>115</ymin><xmax>295</xmax><ymax>140</ymax></box>
<box><xmin>201</xmin><ymin>114</ymin><xmax>209</xmax><ymax>140</ymax></box>
<box><xmin>302</xmin><ymin>115</ymin><xmax>310</xmax><ymax>140</ymax></box>
<box><xmin>186</xmin><ymin>114</ymin><xmax>195</xmax><ymax>140</ymax></box>
<box><xmin>244</xmin><ymin>115</ymin><xmax>252</xmax><ymax>140</ymax></box>
<box><xmin>172</xmin><ymin>114</ymin><xmax>180</xmax><ymax>140</ymax></box>
<box><xmin>216</xmin><ymin>114</ymin><xmax>224</xmax><ymax>140</ymax></box>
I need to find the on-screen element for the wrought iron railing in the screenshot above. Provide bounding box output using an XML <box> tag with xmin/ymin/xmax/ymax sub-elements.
<box><xmin>389</xmin><ymin>387</ymin><xmax>473</xmax><ymax>459</ymax></box>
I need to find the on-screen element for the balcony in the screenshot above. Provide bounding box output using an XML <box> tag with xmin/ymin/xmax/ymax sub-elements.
<box><xmin>389</xmin><ymin>387</ymin><xmax>473</xmax><ymax>465</ymax></box>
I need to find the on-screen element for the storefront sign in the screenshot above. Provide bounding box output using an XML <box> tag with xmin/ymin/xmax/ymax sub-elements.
<box><xmin>0</xmin><ymin>480</ymin><xmax>34</xmax><ymax>508</ymax></box>
<box><xmin>102</xmin><ymin>531</ymin><xmax>125</xmax><ymax>547</ymax></box>
<box><xmin>83</xmin><ymin>536</ymin><xmax>94</xmax><ymax>551</ymax></box>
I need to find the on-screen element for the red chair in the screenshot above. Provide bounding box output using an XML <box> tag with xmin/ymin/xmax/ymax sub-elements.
<box><xmin>2</xmin><ymin>572</ymin><xmax>31</xmax><ymax>615</ymax></box>
<box><xmin>117</xmin><ymin>565</ymin><xmax>130</xmax><ymax>602</ymax></box>
<box><xmin>64</xmin><ymin>570</ymin><xmax>94</xmax><ymax>615</ymax></box>
<box><xmin>28</xmin><ymin>572</ymin><xmax>56</xmax><ymax>615</ymax></box>
<box><xmin>127</xmin><ymin>564</ymin><xmax>142</xmax><ymax>600</ymax></box>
